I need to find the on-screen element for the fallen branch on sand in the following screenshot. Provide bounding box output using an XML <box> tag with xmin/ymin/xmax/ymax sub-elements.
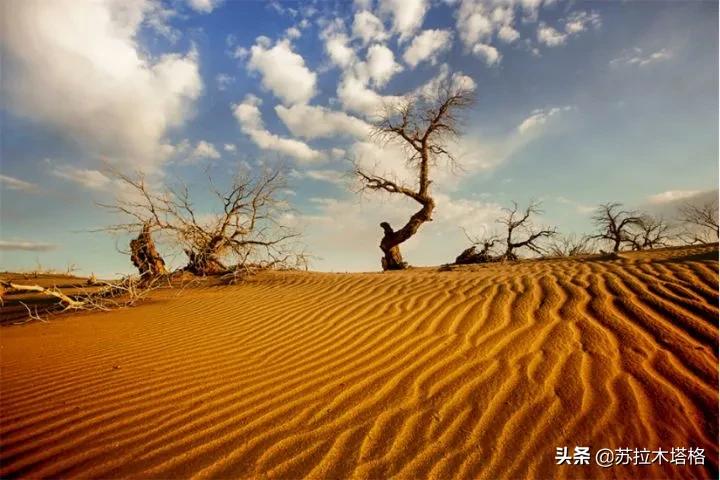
<box><xmin>1</xmin><ymin>276</ymin><xmax>162</xmax><ymax>320</ymax></box>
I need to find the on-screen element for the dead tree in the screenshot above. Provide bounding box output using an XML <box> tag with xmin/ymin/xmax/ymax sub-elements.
<box><xmin>455</xmin><ymin>228</ymin><xmax>499</xmax><ymax>264</ymax></box>
<box><xmin>679</xmin><ymin>199</ymin><xmax>719</xmax><ymax>244</ymax></box>
<box><xmin>497</xmin><ymin>201</ymin><xmax>557</xmax><ymax>261</ymax></box>
<box><xmin>628</xmin><ymin>215</ymin><xmax>673</xmax><ymax>250</ymax></box>
<box><xmin>101</xmin><ymin>167</ymin><xmax>301</xmax><ymax>276</ymax></box>
<box><xmin>129</xmin><ymin>223</ymin><xmax>167</xmax><ymax>278</ymax></box>
<box><xmin>548</xmin><ymin>234</ymin><xmax>596</xmax><ymax>257</ymax></box>
<box><xmin>591</xmin><ymin>203</ymin><xmax>642</xmax><ymax>252</ymax></box>
<box><xmin>356</xmin><ymin>82</ymin><xmax>474</xmax><ymax>270</ymax></box>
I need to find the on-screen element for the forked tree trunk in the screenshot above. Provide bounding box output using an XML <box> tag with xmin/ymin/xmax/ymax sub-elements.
<box><xmin>130</xmin><ymin>224</ymin><xmax>167</xmax><ymax>278</ymax></box>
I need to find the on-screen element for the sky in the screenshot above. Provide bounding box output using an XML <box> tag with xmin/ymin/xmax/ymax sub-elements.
<box><xmin>0</xmin><ymin>0</ymin><xmax>718</xmax><ymax>276</ymax></box>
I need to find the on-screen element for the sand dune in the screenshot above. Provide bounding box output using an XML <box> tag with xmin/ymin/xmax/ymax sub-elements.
<box><xmin>1</xmin><ymin>245</ymin><xmax>717</xmax><ymax>479</ymax></box>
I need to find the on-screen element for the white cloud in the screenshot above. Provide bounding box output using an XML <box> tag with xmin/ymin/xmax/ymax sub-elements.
<box><xmin>472</xmin><ymin>43</ymin><xmax>501</xmax><ymax>66</ymax></box>
<box><xmin>517</xmin><ymin>106</ymin><xmax>573</xmax><ymax>134</ymax></box>
<box><xmin>224</xmin><ymin>143</ymin><xmax>237</xmax><ymax>152</ymax></box>
<box><xmin>285</xmin><ymin>27</ymin><xmax>302</xmax><ymax>39</ymax></box>
<box><xmin>647</xmin><ymin>190</ymin><xmax>702</xmax><ymax>205</ymax></box>
<box><xmin>0</xmin><ymin>240</ymin><xmax>58</xmax><ymax>252</ymax></box>
<box><xmin>0</xmin><ymin>174</ymin><xmax>39</xmax><ymax>192</ymax></box>
<box><xmin>247</xmin><ymin>38</ymin><xmax>317</xmax><ymax>105</ymax></box>
<box><xmin>52</xmin><ymin>165</ymin><xmax>111</xmax><ymax>190</ymax></box>
<box><xmin>457</xmin><ymin>0</ymin><xmax>493</xmax><ymax>48</ymax></box>
<box><xmin>363</xmin><ymin>44</ymin><xmax>403</xmax><ymax>87</ymax></box>
<box><xmin>1</xmin><ymin>0</ymin><xmax>203</xmax><ymax>172</ymax></box>
<box><xmin>537</xmin><ymin>11</ymin><xmax>601</xmax><ymax>48</ymax></box>
<box><xmin>233</xmin><ymin>46</ymin><xmax>249</xmax><ymax>60</ymax></box>
<box><xmin>187</xmin><ymin>0</ymin><xmax>223</xmax><ymax>13</ymax></box>
<box><xmin>216</xmin><ymin>73</ymin><xmax>234</xmax><ymax>90</ymax></box>
<box><xmin>610</xmin><ymin>47</ymin><xmax>673</xmax><ymax>68</ymax></box>
<box><xmin>379</xmin><ymin>0</ymin><xmax>429</xmax><ymax>41</ymax></box>
<box><xmin>325</xmin><ymin>33</ymin><xmax>357</xmax><ymax>69</ymax></box>
<box><xmin>232</xmin><ymin>95</ymin><xmax>323</xmax><ymax>163</ymax></box>
<box><xmin>403</xmin><ymin>29</ymin><xmax>453</xmax><ymax>68</ymax></box>
<box><xmin>415</xmin><ymin>64</ymin><xmax>477</xmax><ymax>100</ymax></box>
<box><xmin>186</xmin><ymin>140</ymin><xmax>221</xmax><ymax>163</ymax></box>
<box><xmin>352</xmin><ymin>10</ymin><xmax>388</xmax><ymax>45</ymax></box>
<box><xmin>497</xmin><ymin>24</ymin><xmax>519</xmax><ymax>43</ymax></box>
<box><xmin>275</xmin><ymin>104</ymin><xmax>371</xmax><ymax>140</ymax></box>
<box><xmin>337</xmin><ymin>72</ymin><xmax>403</xmax><ymax>117</ymax></box>
<box><xmin>564</xmin><ymin>11</ymin><xmax>601</xmax><ymax>34</ymax></box>
<box><xmin>537</xmin><ymin>23</ymin><xmax>567</xmax><ymax>47</ymax></box>
<box><xmin>291</xmin><ymin>169</ymin><xmax>346</xmax><ymax>184</ymax></box>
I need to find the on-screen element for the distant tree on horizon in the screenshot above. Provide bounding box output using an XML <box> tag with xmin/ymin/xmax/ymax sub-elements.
<box><xmin>678</xmin><ymin>199</ymin><xmax>719</xmax><ymax>244</ymax></box>
<box><xmin>355</xmin><ymin>80</ymin><xmax>474</xmax><ymax>270</ymax></box>
<box><xmin>591</xmin><ymin>203</ymin><xmax>643</xmax><ymax>252</ymax></box>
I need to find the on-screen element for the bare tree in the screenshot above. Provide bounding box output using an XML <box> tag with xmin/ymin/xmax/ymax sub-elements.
<box><xmin>591</xmin><ymin>203</ymin><xmax>642</xmax><ymax>252</ymax></box>
<box><xmin>101</xmin><ymin>167</ymin><xmax>302</xmax><ymax>276</ymax></box>
<box><xmin>455</xmin><ymin>229</ymin><xmax>499</xmax><ymax>264</ymax></box>
<box><xmin>356</xmin><ymin>82</ymin><xmax>474</xmax><ymax>270</ymax></box>
<box><xmin>627</xmin><ymin>215</ymin><xmax>673</xmax><ymax>251</ymax></box>
<box><xmin>679</xmin><ymin>199</ymin><xmax>719</xmax><ymax>244</ymax></box>
<box><xmin>548</xmin><ymin>234</ymin><xmax>596</xmax><ymax>257</ymax></box>
<box><xmin>497</xmin><ymin>201</ymin><xmax>557</xmax><ymax>261</ymax></box>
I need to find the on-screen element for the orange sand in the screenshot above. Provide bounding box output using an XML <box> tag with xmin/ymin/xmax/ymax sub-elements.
<box><xmin>1</xmin><ymin>245</ymin><xmax>718</xmax><ymax>479</ymax></box>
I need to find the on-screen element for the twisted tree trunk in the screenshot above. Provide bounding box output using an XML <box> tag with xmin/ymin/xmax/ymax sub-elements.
<box><xmin>379</xmin><ymin>199</ymin><xmax>434</xmax><ymax>270</ymax></box>
<box><xmin>130</xmin><ymin>224</ymin><xmax>167</xmax><ymax>278</ymax></box>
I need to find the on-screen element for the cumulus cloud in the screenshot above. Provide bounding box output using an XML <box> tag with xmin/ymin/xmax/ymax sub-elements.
<box><xmin>247</xmin><ymin>38</ymin><xmax>317</xmax><ymax>105</ymax></box>
<box><xmin>224</xmin><ymin>143</ymin><xmax>237</xmax><ymax>152</ymax></box>
<box><xmin>275</xmin><ymin>104</ymin><xmax>371</xmax><ymax>140</ymax></box>
<box><xmin>457</xmin><ymin>0</ymin><xmax>493</xmax><ymax>48</ymax></box>
<box><xmin>187</xmin><ymin>0</ymin><xmax>222</xmax><ymax>13</ymax></box>
<box><xmin>379</xmin><ymin>0</ymin><xmax>428</xmax><ymax>41</ymax></box>
<box><xmin>363</xmin><ymin>44</ymin><xmax>404</xmax><ymax>87</ymax></box>
<box><xmin>185</xmin><ymin>140</ymin><xmax>221</xmax><ymax>163</ymax></box>
<box><xmin>352</xmin><ymin>10</ymin><xmax>388</xmax><ymax>45</ymax></box>
<box><xmin>472</xmin><ymin>43</ymin><xmax>501</xmax><ymax>66</ymax></box>
<box><xmin>497</xmin><ymin>24</ymin><xmax>520</xmax><ymax>43</ymax></box>
<box><xmin>51</xmin><ymin>165</ymin><xmax>112</xmax><ymax>190</ymax></box>
<box><xmin>537</xmin><ymin>24</ymin><xmax>567</xmax><ymax>47</ymax></box>
<box><xmin>325</xmin><ymin>33</ymin><xmax>357</xmax><ymax>69</ymax></box>
<box><xmin>285</xmin><ymin>26</ymin><xmax>301</xmax><ymax>39</ymax></box>
<box><xmin>0</xmin><ymin>174</ymin><xmax>39</xmax><ymax>192</ymax></box>
<box><xmin>517</xmin><ymin>106</ymin><xmax>573</xmax><ymax>134</ymax></box>
<box><xmin>1</xmin><ymin>0</ymin><xmax>203</xmax><ymax>171</ymax></box>
<box><xmin>0</xmin><ymin>240</ymin><xmax>59</xmax><ymax>252</ymax></box>
<box><xmin>415</xmin><ymin>64</ymin><xmax>477</xmax><ymax>100</ymax></box>
<box><xmin>337</xmin><ymin>72</ymin><xmax>404</xmax><ymax>118</ymax></box>
<box><xmin>403</xmin><ymin>29</ymin><xmax>453</xmax><ymax>68</ymax></box>
<box><xmin>610</xmin><ymin>47</ymin><xmax>673</xmax><ymax>68</ymax></box>
<box><xmin>232</xmin><ymin>95</ymin><xmax>323</xmax><ymax>163</ymax></box>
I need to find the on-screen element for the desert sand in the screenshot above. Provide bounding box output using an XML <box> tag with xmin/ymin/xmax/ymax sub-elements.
<box><xmin>1</xmin><ymin>245</ymin><xmax>718</xmax><ymax>479</ymax></box>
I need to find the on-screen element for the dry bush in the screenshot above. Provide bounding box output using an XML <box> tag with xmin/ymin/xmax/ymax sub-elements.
<box><xmin>548</xmin><ymin>234</ymin><xmax>597</xmax><ymax>257</ymax></box>
<box><xmin>100</xmin><ymin>166</ymin><xmax>304</xmax><ymax>278</ymax></box>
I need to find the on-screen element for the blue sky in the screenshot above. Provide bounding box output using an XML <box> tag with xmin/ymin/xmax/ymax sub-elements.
<box><xmin>1</xmin><ymin>0</ymin><xmax>717</xmax><ymax>275</ymax></box>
